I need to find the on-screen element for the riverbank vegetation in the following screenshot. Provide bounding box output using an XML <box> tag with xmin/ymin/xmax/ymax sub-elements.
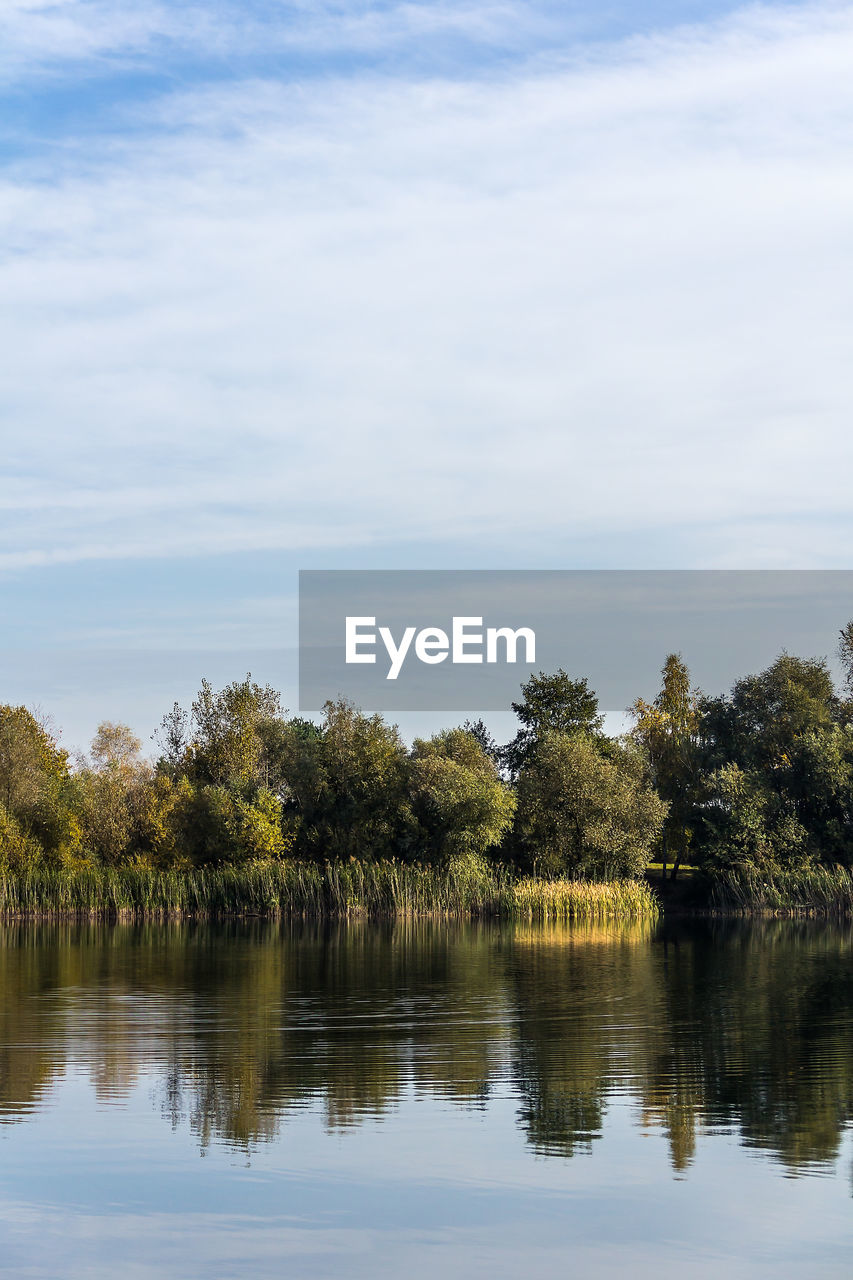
<box><xmin>0</xmin><ymin>861</ymin><xmax>658</xmax><ymax>921</ymax></box>
<box><xmin>1</xmin><ymin>620</ymin><xmax>853</xmax><ymax>915</ymax></box>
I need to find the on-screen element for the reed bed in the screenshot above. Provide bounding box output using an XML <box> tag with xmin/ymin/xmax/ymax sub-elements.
<box><xmin>710</xmin><ymin>865</ymin><xmax>853</xmax><ymax>916</ymax></box>
<box><xmin>513</xmin><ymin>876</ymin><xmax>660</xmax><ymax>921</ymax></box>
<box><xmin>0</xmin><ymin>861</ymin><xmax>660</xmax><ymax>922</ymax></box>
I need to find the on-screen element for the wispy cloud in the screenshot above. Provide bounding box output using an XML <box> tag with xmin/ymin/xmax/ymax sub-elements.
<box><xmin>0</xmin><ymin>0</ymin><xmax>559</xmax><ymax>82</ymax></box>
<box><xmin>0</xmin><ymin>1</ymin><xmax>187</xmax><ymax>75</ymax></box>
<box><xmin>2</xmin><ymin>2</ymin><xmax>853</xmax><ymax>574</ymax></box>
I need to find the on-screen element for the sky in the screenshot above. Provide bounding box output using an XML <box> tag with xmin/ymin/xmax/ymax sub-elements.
<box><xmin>2</xmin><ymin>0</ymin><xmax>852</xmax><ymax>750</ymax></box>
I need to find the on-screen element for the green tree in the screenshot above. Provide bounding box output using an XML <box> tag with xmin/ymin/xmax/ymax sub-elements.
<box><xmin>462</xmin><ymin>718</ymin><xmax>502</xmax><ymax>768</ymax></box>
<box><xmin>514</xmin><ymin>731</ymin><xmax>667</xmax><ymax>879</ymax></box>
<box><xmin>838</xmin><ymin>620</ymin><xmax>853</xmax><ymax>724</ymax></box>
<box><xmin>0</xmin><ymin>706</ymin><xmax>68</xmax><ymax>822</ymax></box>
<box><xmin>0</xmin><ymin>706</ymin><xmax>79</xmax><ymax>866</ymax></box>
<box><xmin>134</xmin><ymin>773</ymin><xmax>194</xmax><ymax>867</ymax></box>
<box><xmin>278</xmin><ymin>700</ymin><xmax>412</xmax><ymax>861</ymax></box>
<box><xmin>699</xmin><ymin>762</ymin><xmax>810</xmax><ymax>875</ymax></box>
<box><xmin>503</xmin><ymin>670</ymin><xmax>604</xmax><ymax>777</ymax></box>
<box><xmin>148</xmin><ymin>679</ymin><xmax>297</xmax><ymax>866</ymax></box>
<box><xmin>0</xmin><ymin>806</ymin><xmax>43</xmax><ymax>870</ymax></box>
<box><xmin>696</xmin><ymin>652</ymin><xmax>853</xmax><ymax>872</ymax></box>
<box><xmin>409</xmin><ymin>728</ymin><xmax>516</xmax><ymax>864</ymax></box>
<box><xmin>172</xmin><ymin>784</ymin><xmax>290</xmax><ymax>866</ymax></box>
<box><xmin>700</xmin><ymin>653</ymin><xmax>838</xmax><ymax>775</ymax></box>
<box><xmin>186</xmin><ymin>675</ymin><xmax>283</xmax><ymax>790</ymax></box>
<box><xmin>839</xmin><ymin>620</ymin><xmax>853</xmax><ymax>693</ymax></box>
<box><xmin>629</xmin><ymin>654</ymin><xmax>701</xmax><ymax>880</ymax></box>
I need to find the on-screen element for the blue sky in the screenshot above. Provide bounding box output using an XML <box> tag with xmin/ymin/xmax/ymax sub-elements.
<box><xmin>1</xmin><ymin>0</ymin><xmax>851</xmax><ymax>749</ymax></box>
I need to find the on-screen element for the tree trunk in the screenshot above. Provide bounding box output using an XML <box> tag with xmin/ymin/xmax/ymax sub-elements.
<box><xmin>670</xmin><ymin>833</ymin><xmax>686</xmax><ymax>882</ymax></box>
<box><xmin>661</xmin><ymin>831</ymin><xmax>667</xmax><ymax>883</ymax></box>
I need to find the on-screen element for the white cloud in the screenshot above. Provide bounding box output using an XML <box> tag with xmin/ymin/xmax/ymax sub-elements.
<box><xmin>3</xmin><ymin>2</ymin><xmax>853</xmax><ymax>571</ymax></box>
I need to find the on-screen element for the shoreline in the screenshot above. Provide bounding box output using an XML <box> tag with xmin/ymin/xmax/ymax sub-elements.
<box><xmin>0</xmin><ymin>863</ymin><xmax>849</xmax><ymax>921</ymax></box>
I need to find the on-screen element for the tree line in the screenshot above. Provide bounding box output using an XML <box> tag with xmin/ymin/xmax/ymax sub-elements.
<box><xmin>2</xmin><ymin>621</ymin><xmax>853</xmax><ymax>882</ymax></box>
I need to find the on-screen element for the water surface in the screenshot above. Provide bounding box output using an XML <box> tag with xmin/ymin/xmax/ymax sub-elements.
<box><xmin>0</xmin><ymin>917</ymin><xmax>851</xmax><ymax>1278</ymax></box>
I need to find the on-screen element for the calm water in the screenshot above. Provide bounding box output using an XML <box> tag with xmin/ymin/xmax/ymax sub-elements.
<box><xmin>0</xmin><ymin>918</ymin><xmax>851</xmax><ymax>1278</ymax></box>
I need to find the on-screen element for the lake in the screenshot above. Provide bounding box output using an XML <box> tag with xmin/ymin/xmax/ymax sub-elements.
<box><xmin>0</xmin><ymin>917</ymin><xmax>851</xmax><ymax>1278</ymax></box>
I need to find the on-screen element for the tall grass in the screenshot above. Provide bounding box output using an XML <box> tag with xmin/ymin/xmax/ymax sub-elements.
<box><xmin>513</xmin><ymin>876</ymin><xmax>659</xmax><ymax>921</ymax></box>
<box><xmin>710</xmin><ymin>865</ymin><xmax>853</xmax><ymax>916</ymax></box>
<box><xmin>0</xmin><ymin>860</ymin><xmax>660</xmax><ymax>922</ymax></box>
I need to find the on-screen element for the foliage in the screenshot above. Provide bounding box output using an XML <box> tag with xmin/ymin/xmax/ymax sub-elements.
<box><xmin>695</xmin><ymin>653</ymin><xmax>853</xmax><ymax>873</ymax></box>
<box><xmin>0</xmin><ymin>706</ymin><xmax>78</xmax><ymax>864</ymax></box>
<box><xmin>409</xmin><ymin>728</ymin><xmax>515</xmax><ymax>862</ymax></box>
<box><xmin>503</xmin><ymin>669</ymin><xmax>603</xmax><ymax>777</ymax></box>
<box><xmin>90</xmin><ymin>721</ymin><xmax>142</xmax><ymax>771</ymax></box>
<box><xmin>462</xmin><ymin>718</ymin><xmax>502</xmax><ymax>767</ymax></box>
<box><xmin>153</xmin><ymin>702</ymin><xmax>189</xmax><ymax>773</ymax></box>
<box><xmin>173</xmin><ymin>785</ymin><xmax>291</xmax><ymax>866</ymax></box>
<box><xmin>5</xmin><ymin>629</ymin><xmax>853</xmax><ymax>907</ymax></box>
<box><xmin>0</xmin><ymin>806</ymin><xmax>44</xmax><ymax>871</ymax></box>
<box><xmin>629</xmin><ymin>653</ymin><xmax>701</xmax><ymax>878</ymax></box>
<box><xmin>698</xmin><ymin>653</ymin><xmax>838</xmax><ymax>774</ymax></box>
<box><xmin>514</xmin><ymin>731</ymin><xmax>667</xmax><ymax>879</ymax></box>
<box><xmin>838</xmin><ymin>620</ymin><xmax>853</xmax><ymax>699</ymax></box>
<box><xmin>277</xmin><ymin>699</ymin><xmax>413</xmax><ymax>861</ymax></box>
<box><xmin>186</xmin><ymin>675</ymin><xmax>283</xmax><ymax>789</ymax></box>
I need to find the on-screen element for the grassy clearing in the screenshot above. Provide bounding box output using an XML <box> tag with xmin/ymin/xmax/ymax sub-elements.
<box><xmin>709</xmin><ymin>865</ymin><xmax>853</xmax><ymax>916</ymax></box>
<box><xmin>0</xmin><ymin>861</ymin><xmax>660</xmax><ymax>922</ymax></box>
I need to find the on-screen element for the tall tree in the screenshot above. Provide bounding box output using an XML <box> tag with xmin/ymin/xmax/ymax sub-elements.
<box><xmin>153</xmin><ymin>702</ymin><xmax>188</xmax><ymax>774</ymax></box>
<box><xmin>629</xmin><ymin>654</ymin><xmax>700</xmax><ymax>881</ymax></box>
<box><xmin>0</xmin><ymin>706</ymin><xmax>68</xmax><ymax>821</ymax></box>
<box><xmin>503</xmin><ymin>670</ymin><xmax>603</xmax><ymax>777</ymax></box>
<box><xmin>462</xmin><ymin>718</ymin><xmax>502</xmax><ymax>768</ymax></box>
<box><xmin>838</xmin><ymin>620</ymin><xmax>853</xmax><ymax>721</ymax></box>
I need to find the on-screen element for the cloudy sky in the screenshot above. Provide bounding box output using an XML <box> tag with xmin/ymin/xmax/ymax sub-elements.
<box><xmin>2</xmin><ymin>0</ymin><xmax>851</xmax><ymax>748</ymax></box>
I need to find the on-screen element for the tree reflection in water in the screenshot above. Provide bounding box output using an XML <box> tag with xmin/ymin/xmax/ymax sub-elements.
<box><xmin>0</xmin><ymin>917</ymin><xmax>851</xmax><ymax>1178</ymax></box>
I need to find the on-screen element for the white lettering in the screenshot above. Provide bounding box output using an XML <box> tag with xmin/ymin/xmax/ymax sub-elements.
<box><xmin>345</xmin><ymin>617</ymin><xmax>376</xmax><ymax>663</ymax></box>
<box><xmin>415</xmin><ymin>628</ymin><xmax>449</xmax><ymax>664</ymax></box>
<box><xmin>379</xmin><ymin>625</ymin><xmax>417</xmax><ymax>680</ymax></box>
<box><xmin>486</xmin><ymin>626</ymin><xmax>536</xmax><ymax>664</ymax></box>
<box><xmin>453</xmin><ymin>616</ymin><xmax>483</xmax><ymax>664</ymax></box>
<box><xmin>345</xmin><ymin>616</ymin><xmax>536</xmax><ymax>679</ymax></box>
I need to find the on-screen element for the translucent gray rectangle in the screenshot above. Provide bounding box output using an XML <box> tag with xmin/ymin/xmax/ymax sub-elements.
<box><xmin>298</xmin><ymin>570</ymin><xmax>853</xmax><ymax>713</ymax></box>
